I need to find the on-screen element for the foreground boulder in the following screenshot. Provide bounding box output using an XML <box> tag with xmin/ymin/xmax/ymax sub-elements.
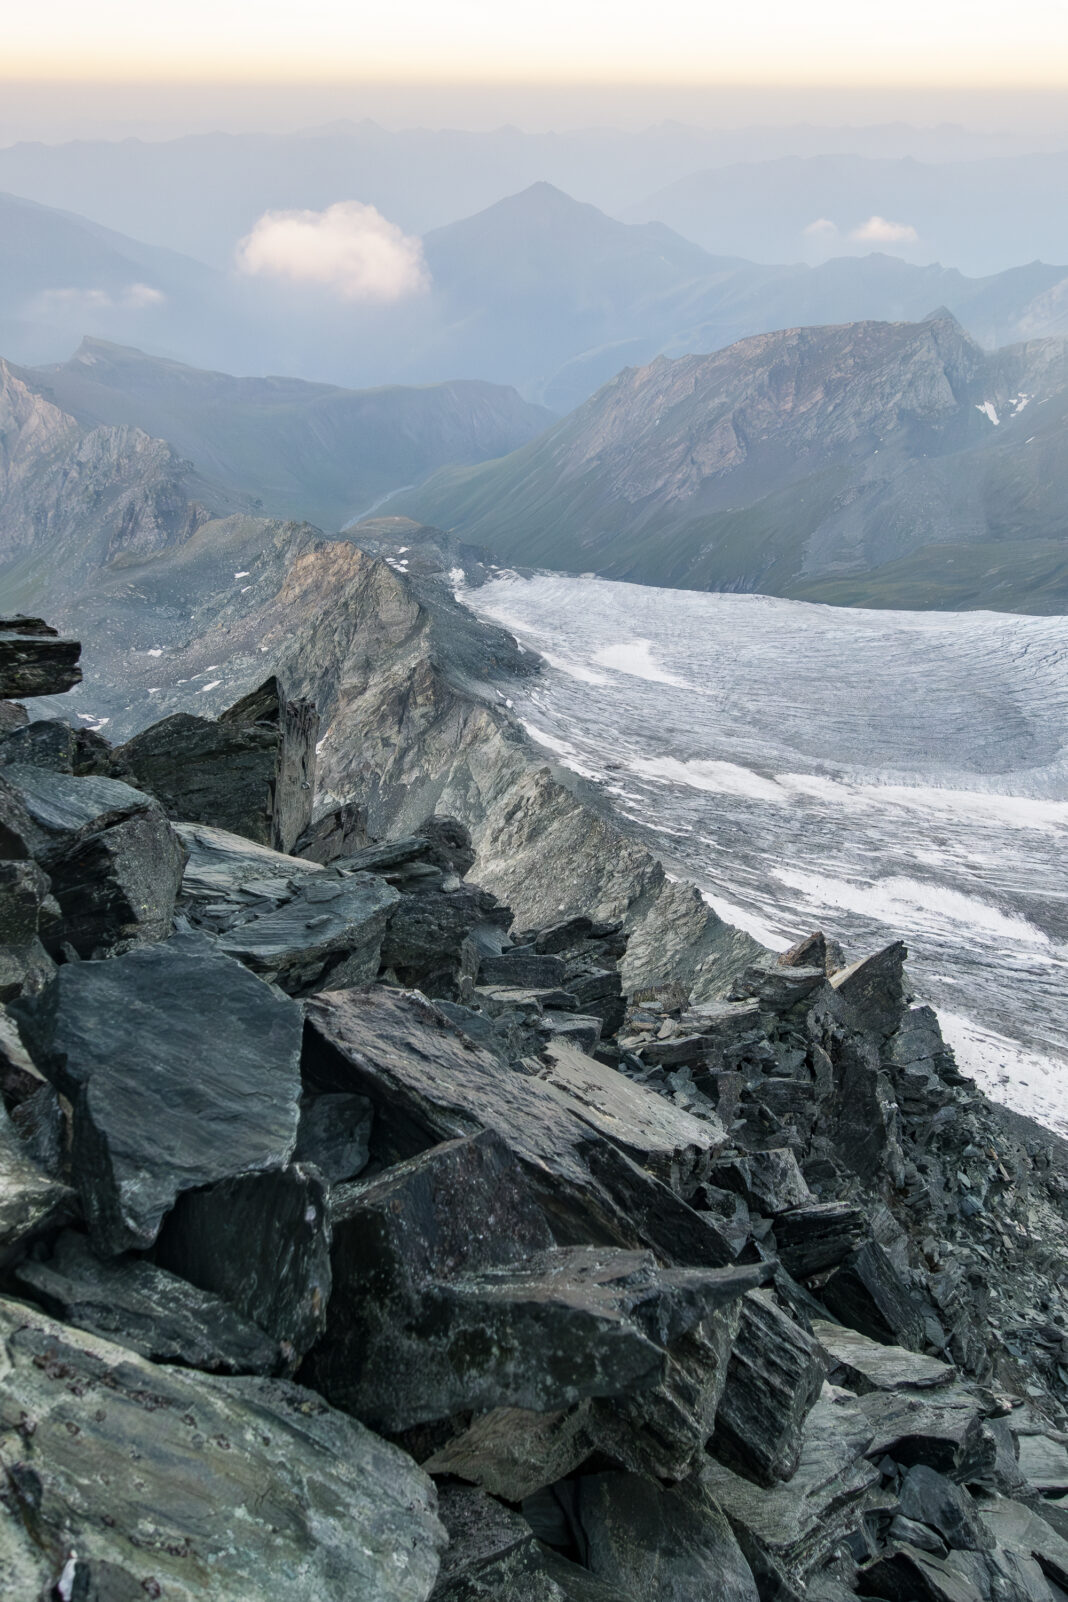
<box><xmin>0</xmin><ymin>616</ymin><xmax>81</xmax><ymax>697</ymax></box>
<box><xmin>116</xmin><ymin>676</ymin><xmax>318</xmax><ymax>852</ymax></box>
<box><xmin>306</xmin><ymin>1129</ymin><xmax>766</xmax><ymax>1431</ymax></box>
<box><xmin>12</xmin><ymin>934</ymin><xmax>304</xmax><ymax>1253</ymax></box>
<box><xmin>0</xmin><ymin>1295</ymin><xmax>445</xmax><ymax>1601</ymax></box>
<box><xmin>2</xmin><ymin>763</ymin><xmax>184</xmax><ymax>957</ymax></box>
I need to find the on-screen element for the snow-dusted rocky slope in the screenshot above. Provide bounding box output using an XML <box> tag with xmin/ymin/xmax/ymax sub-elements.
<box><xmin>464</xmin><ymin>573</ymin><xmax>1068</xmax><ymax>1131</ymax></box>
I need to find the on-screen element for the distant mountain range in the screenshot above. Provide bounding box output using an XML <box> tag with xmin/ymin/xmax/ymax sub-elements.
<box><xmin>0</xmin><ymin>122</ymin><xmax>1058</xmax><ymax>271</ymax></box>
<box><xmin>627</xmin><ymin>152</ymin><xmax>1068</xmax><ymax>276</ymax></box>
<box><xmin>25</xmin><ymin>339</ymin><xmax>551</xmax><ymax>529</ymax></box>
<box><xmin>394</xmin><ymin>313</ymin><xmax>1068</xmax><ymax>612</ymax></box>
<box><xmin>4</xmin><ymin>183</ymin><xmax>1068</xmax><ymax>412</ymax></box>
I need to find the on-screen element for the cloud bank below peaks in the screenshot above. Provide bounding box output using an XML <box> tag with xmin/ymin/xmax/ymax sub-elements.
<box><xmin>235</xmin><ymin>201</ymin><xmax>430</xmax><ymax>303</ymax></box>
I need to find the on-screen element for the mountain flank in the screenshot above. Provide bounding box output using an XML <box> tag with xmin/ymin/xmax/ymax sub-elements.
<box><xmin>395</xmin><ymin>313</ymin><xmax>1068</xmax><ymax>612</ymax></box>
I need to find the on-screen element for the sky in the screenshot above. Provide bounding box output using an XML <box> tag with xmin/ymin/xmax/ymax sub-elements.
<box><xmin>7</xmin><ymin>0</ymin><xmax>1068</xmax><ymax>87</ymax></box>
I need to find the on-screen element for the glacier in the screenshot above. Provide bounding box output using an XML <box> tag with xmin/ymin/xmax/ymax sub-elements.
<box><xmin>463</xmin><ymin>573</ymin><xmax>1068</xmax><ymax>1134</ymax></box>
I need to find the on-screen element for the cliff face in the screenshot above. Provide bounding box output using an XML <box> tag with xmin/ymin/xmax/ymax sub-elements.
<box><xmin>0</xmin><ymin>358</ymin><xmax>236</xmax><ymax>593</ymax></box>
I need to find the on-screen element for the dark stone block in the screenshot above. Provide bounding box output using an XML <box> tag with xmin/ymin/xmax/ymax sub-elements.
<box><xmin>15</xmin><ymin>1229</ymin><xmax>283</xmax><ymax>1373</ymax></box>
<box><xmin>306</xmin><ymin>1129</ymin><xmax>762</xmax><ymax>1431</ymax></box>
<box><xmin>216</xmin><ymin>872</ymin><xmax>399</xmax><ymax>994</ymax></box>
<box><xmin>480</xmin><ymin>951</ymin><xmax>569</xmax><ymax>989</ymax></box>
<box><xmin>573</xmin><ymin>1473</ymin><xmax>759</xmax><ymax>1602</ymax></box>
<box><xmin>155</xmin><ymin>1163</ymin><xmax>332</xmax><ymax>1362</ymax></box>
<box><xmin>414</xmin><ymin>814</ymin><xmax>476</xmax><ymax>878</ymax></box>
<box><xmin>293</xmin><ymin>1091</ymin><xmax>372</xmax><ymax>1184</ymax></box>
<box><xmin>429</xmin><ymin>1485</ymin><xmax>556</xmax><ymax>1601</ymax></box>
<box><xmin>13</xmin><ymin>933</ymin><xmax>303</xmax><ymax>1255</ymax></box>
<box><xmin>382</xmin><ymin>882</ymin><xmax>511</xmax><ymax>993</ymax></box>
<box><xmin>829</xmin><ymin>941</ymin><xmax>909</xmax><ymax>1039</ymax></box>
<box><xmin>820</xmin><ymin>1240</ymin><xmax>928</xmax><ymax>1350</ymax></box>
<box><xmin>116</xmin><ymin>676</ymin><xmax>318</xmax><ymax>852</ymax></box>
<box><xmin>0</xmin><ymin>717</ymin><xmax>76</xmax><ymax>771</ymax></box>
<box><xmin>898</xmin><ymin>1465</ymin><xmax>992</xmax><ymax>1552</ymax></box>
<box><xmin>0</xmin><ymin>1293</ymin><xmax>445</xmax><ymax>1600</ymax></box>
<box><xmin>0</xmin><ymin>618</ymin><xmax>81</xmax><ymax>698</ymax></box>
<box><xmin>294</xmin><ymin>801</ymin><xmax>372</xmax><ymax>863</ymax></box>
<box><xmin>773</xmin><ymin>1202</ymin><xmax>867</xmax><ymax>1279</ymax></box>
<box><xmin>710</xmin><ymin>1290</ymin><xmax>827</xmax><ymax>1487</ymax></box>
<box><xmin>304</xmin><ymin>986</ymin><xmax>746</xmax><ymax>1267</ymax></box>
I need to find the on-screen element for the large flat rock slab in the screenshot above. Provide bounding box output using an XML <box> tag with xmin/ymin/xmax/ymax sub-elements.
<box><xmin>217</xmin><ymin>872</ymin><xmax>399</xmax><ymax>994</ymax></box>
<box><xmin>535</xmin><ymin>1039</ymin><xmax>725</xmax><ymax>1192</ymax></box>
<box><xmin>304</xmin><ymin>986</ymin><xmax>736</xmax><ymax>1264</ymax></box>
<box><xmin>13</xmin><ymin>933</ymin><xmax>304</xmax><ymax>1253</ymax></box>
<box><xmin>0</xmin><ymin>1295</ymin><xmax>445</xmax><ymax>1602</ymax></box>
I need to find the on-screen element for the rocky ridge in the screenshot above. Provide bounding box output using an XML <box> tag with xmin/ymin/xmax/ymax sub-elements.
<box><xmin>2</xmin><ymin>621</ymin><xmax>1068</xmax><ymax>1601</ymax></box>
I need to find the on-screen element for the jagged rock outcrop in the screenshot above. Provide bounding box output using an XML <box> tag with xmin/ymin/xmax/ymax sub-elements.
<box><xmin>3</xmin><ymin>621</ymin><xmax>1068</xmax><ymax>1602</ymax></box>
<box><xmin>0</xmin><ymin>617</ymin><xmax>82</xmax><ymax>698</ymax></box>
<box><xmin>116</xmin><ymin>676</ymin><xmax>318</xmax><ymax>852</ymax></box>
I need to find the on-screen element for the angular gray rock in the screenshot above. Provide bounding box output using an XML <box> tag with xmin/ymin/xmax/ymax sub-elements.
<box><xmin>857</xmin><ymin>1383</ymin><xmax>991</xmax><ymax>1478</ymax></box>
<box><xmin>702</xmin><ymin>1384</ymin><xmax>882</xmax><ymax>1596</ymax></box>
<box><xmin>820</xmin><ymin>1240</ymin><xmax>928</xmax><ymax>1350</ymax></box>
<box><xmin>0</xmin><ymin>856</ymin><xmax>57</xmax><ymax>1001</ymax></box>
<box><xmin>216</xmin><ymin>872</ymin><xmax>400</xmax><ymax>994</ymax></box>
<box><xmin>0</xmin><ymin>1295</ymin><xmax>446</xmax><ymax>1602</ymax></box>
<box><xmin>898</xmin><ymin>1466</ymin><xmax>992</xmax><ymax>1552</ymax></box>
<box><xmin>828</xmin><ymin>942</ymin><xmax>909</xmax><ymax>1038</ymax></box>
<box><xmin>0</xmin><ymin>716</ymin><xmax>77</xmax><ymax>770</ymax></box>
<box><xmin>13</xmin><ymin>934</ymin><xmax>303</xmax><ymax>1254</ymax></box>
<box><xmin>2</xmin><ymin>764</ymin><xmax>185</xmax><ymax>956</ymax></box>
<box><xmin>0</xmin><ymin>617</ymin><xmax>81</xmax><ymax>697</ymax></box>
<box><xmin>174</xmin><ymin>818</ymin><xmax>324</xmax><ymax>928</ymax></box>
<box><xmin>588</xmin><ymin>1301</ymin><xmax>743</xmax><ymax>1481</ymax></box>
<box><xmin>981</xmin><ymin>1499</ymin><xmax>1068</xmax><ymax>1589</ymax></box>
<box><xmin>294</xmin><ymin>800</ymin><xmax>372</xmax><ymax>863</ymax></box>
<box><xmin>304</xmin><ymin>1129</ymin><xmax>765</xmax><ymax>1431</ymax></box>
<box><xmin>14</xmin><ymin>1229</ymin><xmax>283</xmax><ymax>1372</ymax></box>
<box><xmin>710</xmin><ymin>1289</ymin><xmax>827</xmax><ymax>1487</ymax></box>
<box><xmin>304</xmin><ymin>985</ymin><xmax>739</xmax><ymax>1265</ymax></box>
<box><xmin>293</xmin><ymin>1090</ymin><xmax>373</xmax><ymax>1184</ymax></box>
<box><xmin>381</xmin><ymin>881</ymin><xmax>512</xmax><ymax>993</ymax></box>
<box><xmin>425</xmin><ymin>1404</ymin><xmax>595</xmax><ymax>1503</ymax></box>
<box><xmin>773</xmin><ymin>1202</ymin><xmax>866</xmax><ymax>1279</ymax></box>
<box><xmin>414</xmin><ymin>813</ymin><xmax>477</xmax><ymax>878</ymax></box>
<box><xmin>813</xmin><ymin>1320</ymin><xmax>956</xmax><ymax>1394</ymax></box>
<box><xmin>155</xmin><ymin>1163</ymin><xmax>332</xmax><ymax>1361</ymax></box>
<box><xmin>572</xmin><ymin>1472</ymin><xmax>759</xmax><ymax>1602</ymax></box>
<box><xmin>116</xmin><ymin>676</ymin><xmax>318</xmax><ymax>852</ymax></box>
<box><xmin>0</xmin><ymin>1100</ymin><xmax>74</xmax><ymax>1264</ymax></box>
<box><xmin>430</xmin><ymin>1485</ymin><xmax>562</xmax><ymax>1601</ymax></box>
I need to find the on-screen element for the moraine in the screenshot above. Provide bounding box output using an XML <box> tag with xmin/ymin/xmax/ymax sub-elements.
<box><xmin>462</xmin><ymin>572</ymin><xmax>1068</xmax><ymax>1133</ymax></box>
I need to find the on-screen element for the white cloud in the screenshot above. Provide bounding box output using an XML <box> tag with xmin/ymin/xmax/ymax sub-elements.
<box><xmin>31</xmin><ymin>282</ymin><xmax>165</xmax><ymax>313</ymax></box>
<box><xmin>235</xmin><ymin>201</ymin><xmax>430</xmax><ymax>303</ymax></box>
<box><xmin>803</xmin><ymin>218</ymin><xmax>839</xmax><ymax>237</ymax></box>
<box><xmin>850</xmin><ymin>215</ymin><xmax>919</xmax><ymax>244</ymax></box>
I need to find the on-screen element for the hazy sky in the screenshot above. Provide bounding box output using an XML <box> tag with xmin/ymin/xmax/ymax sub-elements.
<box><xmin>8</xmin><ymin>0</ymin><xmax>1068</xmax><ymax>86</ymax></box>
